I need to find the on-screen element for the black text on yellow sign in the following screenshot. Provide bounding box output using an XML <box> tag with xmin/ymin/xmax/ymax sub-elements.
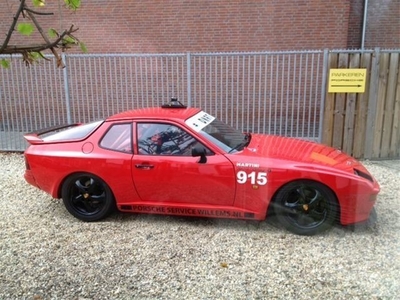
<box><xmin>328</xmin><ymin>68</ymin><xmax>367</xmax><ymax>93</ymax></box>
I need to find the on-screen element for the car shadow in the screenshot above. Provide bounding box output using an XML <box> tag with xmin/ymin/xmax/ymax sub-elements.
<box><xmin>108</xmin><ymin>210</ymin><xmax>283</xmax><ymax>233</ymax></box>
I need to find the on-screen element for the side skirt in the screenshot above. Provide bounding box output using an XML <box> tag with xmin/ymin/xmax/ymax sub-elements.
<box><xmin>117</xmin><ymin>203</ymin><xmax>264</xmax><ymax>220</ymax></box>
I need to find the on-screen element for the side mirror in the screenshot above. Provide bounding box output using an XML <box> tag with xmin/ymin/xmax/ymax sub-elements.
<box><xmin>191</xmin><ymin>146</ymin><xmax>207</xmax><ymax>164</ymax></box>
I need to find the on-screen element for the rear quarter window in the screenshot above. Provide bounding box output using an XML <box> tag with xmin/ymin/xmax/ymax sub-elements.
<box><xmin>42</xmin><ymin>121</ymin><xmax>103</xmax><ymax>142</ymax></box>
<box><xmin>100</xmin><ymin>123</ymin><xmax>132</xmax><ymax>153</ymax></box>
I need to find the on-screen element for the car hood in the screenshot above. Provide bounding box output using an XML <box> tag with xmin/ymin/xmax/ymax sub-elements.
<box><xmin>244</xmin><ymin>134</ymin><xmax>369</xmax><ymax>174</ymax></box>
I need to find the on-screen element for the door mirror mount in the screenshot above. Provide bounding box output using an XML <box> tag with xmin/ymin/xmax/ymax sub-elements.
<box><xmin>191</xmin><ymin>146</ymin><xmax>207</xmax><ymax>164</ymax></box>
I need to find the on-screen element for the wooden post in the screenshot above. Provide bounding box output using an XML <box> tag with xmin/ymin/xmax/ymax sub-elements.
<box><xmin>353</xmin><ymin>52</ymin><xmax>371</xmax><ymax>158</ymax></box>
<box><xmin>389</xmin><ymin>54</ymin><xmax>400</xmax><ymax>157</ymax></box>
<box><xmin>342</xmin><ymin>53</ymin><xmax>360</xmax><ymax>155</ymax></box>
<box><xmin>332</xmin><ymin>53</ymin><xmax>349</xmax><ymax>149</ymax></box>
<box><xmin>364</xmin><ymin>48</ymin><xmax>380</xmax><ymax>159</ymax></box>
<box><xmin>322</xmin><ymin>52</ymin><xmax>338</xmax><ymax>146</ymax></box>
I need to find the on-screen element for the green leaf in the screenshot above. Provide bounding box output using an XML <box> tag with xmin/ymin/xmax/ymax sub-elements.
<box><xmin>64</xmin><ymin>0</ymin><xmax>81</xmax><ymax>10</ymax></box>
<box><xmin>79</xmin><ymin>42</ymin><xmax>88</xmax><ymax>53</ymax></box>
<box><xmin>48</xmin><ymin>28</ymin><xmax>58</xmax><ymax>38</ymax></box>
<box><xmin>32</xmin><ymin>0</ymin><xmax>45</xmax><ymax>7</ymax></box>
<box><xmin>17</xmin><ymin>23</ymin><xmax>35</xmax><ymax>36</ymax></box>
<box><xmin>1</xmin><ymin>59</ymin><xmax>10</xmax><ymax>69</ymax></box>
<box><xmin>30</xmin><ymin>52</ymin><xmax>42</xmax><ymax>60</ymax></box>
<box><xmin>63</xmin><ymin>36</ymin><xmax>77</xmax><ymax>45</ymax></box>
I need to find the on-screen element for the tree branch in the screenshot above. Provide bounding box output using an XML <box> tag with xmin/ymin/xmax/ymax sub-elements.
<box><xmin>1</xmin><ymin>27</ymin><xmax>76</xmax><ymax>54</ymax></box>
<box><xmin>24</xmin><ymin>7</ymin><xmax>55</xmax><ymax>16</ymax></box>
<box><xmin>0</xmin><ymin>0</ymin><xmax>26</xmax><ymax>53</ymax></box>
<box><xmin>0</xmin><ymin>0</ymin><xmax>82</xmax><ymax>68</ymax></box>
<box><xmin>25</xmin><ymin>9</ymin><xmax>63</xmax><ymax>67</ymax></box>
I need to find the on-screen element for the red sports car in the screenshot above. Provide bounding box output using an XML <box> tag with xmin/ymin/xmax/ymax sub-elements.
<box><xmin>24</xmin><ymin>99</ymin><xmax>379</xmax><ymax>235</ymax></box>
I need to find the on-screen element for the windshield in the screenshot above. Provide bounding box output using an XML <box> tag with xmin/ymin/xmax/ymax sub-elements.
<box><xmin>185</xmin><ymin>111</ymin><xmax>248</xmax><ymax>153</ymax></box>
<box><xmin>42</xmin><ymin>120</ymin><xmax>103</xmax><ymax>142</ymax></box>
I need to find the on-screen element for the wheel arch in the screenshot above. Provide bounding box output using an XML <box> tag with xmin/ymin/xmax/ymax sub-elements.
<box><xmin>266</xmin><ymin>178</ymin><xmax>341</xmax><ymax>222</ymax></box>
<box><xmin>55</xmin><ymin>171</ymin><xmax>116</xmax><ymax>201</ymax></box>
<box><xmin>59</xmin><ymin>171</ymin><xmax>117</xmax><ymax>222</ymax></box>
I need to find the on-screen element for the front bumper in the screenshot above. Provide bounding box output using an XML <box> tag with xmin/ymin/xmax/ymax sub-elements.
<box><xmin>344</xmin><ymin>207</ymin><xmax>378</xmax><ymax>230</ymax></box>
<box><xmin>367</xmin><ymin>207</ymin><xmax>378</xmax><ymax>227</ymax></box>
<box><xmin>340</xmin><ymin>177</ymin><xmax>379</xmax><ymax>225</ymax></box>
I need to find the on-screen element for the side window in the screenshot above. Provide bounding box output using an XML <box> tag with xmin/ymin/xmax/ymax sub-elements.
<box><xmin>100</xmin><ymin>123</ymin><xmax>132</xmax><ymax>153</ymax></box>
<box><xmin>137</xmin><ymin>123</ymin><xmax>211</xmax><ymax>156</ymax></box>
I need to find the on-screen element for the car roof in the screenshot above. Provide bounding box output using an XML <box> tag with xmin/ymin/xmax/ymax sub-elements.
<box><xmin>106</xmin><ymin>107</ymin><xmax>202</xmax><ymax>122</ymax></box>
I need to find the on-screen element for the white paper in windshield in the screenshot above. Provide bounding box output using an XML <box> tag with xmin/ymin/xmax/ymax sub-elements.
<box><xmin>185</xmin><ymin>111</ymin><xmax>215</xmax><ymax>132</ymax></box>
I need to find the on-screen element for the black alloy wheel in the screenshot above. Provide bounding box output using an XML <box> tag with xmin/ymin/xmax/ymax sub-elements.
<box><xmin>273</xmin><ymin>180</ymin><xmax>338</xmax><ymax>235</ymax></box>
<box><xmin>61</xmin><ymin>173</ymin><xmax>115</xmax><ymax>222</ymax></box>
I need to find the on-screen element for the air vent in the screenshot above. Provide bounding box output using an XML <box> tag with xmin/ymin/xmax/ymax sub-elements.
<box><xmin>354</xmin><ymin>169</ymin><xmax>373</xmax><ymax>183</ymax></box>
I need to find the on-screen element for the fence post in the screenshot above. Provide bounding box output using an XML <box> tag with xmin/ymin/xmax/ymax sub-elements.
<box><xmin>187</xmin><ymin>52</ymin><xmax>192</xmax><ymax>107</ymax></box>
<box><xmin>364</xmin><ymin>47</ymin><xmax>380</xmax><ymax>159</ymax></box>
<box><xmin>318</xmin><ymin>49</ymin><xmax>329</xmax><ymax>143</ymax></box>
<box><xmin>62</xmin><ymin>53</ymin><xmax>72</xmax><ymax>124</ymax></box>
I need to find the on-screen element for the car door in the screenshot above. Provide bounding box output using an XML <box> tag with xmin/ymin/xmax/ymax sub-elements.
<box><xmin>131</xmin><ymin>122</ymin><xmax>236</xmax><ymax>206</ymax></box>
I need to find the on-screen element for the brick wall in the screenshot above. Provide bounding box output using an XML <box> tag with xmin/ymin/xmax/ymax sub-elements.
<box><xmin>1</xmin><ymin>0</ymin><xmax>351</xmax><ymax>53</ymax></box>
<box><xmin>364</xmin><ymin>0</ymin><xmax>400</xmax><ymax>48</ymax></box>
<box><xmin>1</xmin><ymin>1</ymin><xmax>398</xmax><ymax>54</ymax></box>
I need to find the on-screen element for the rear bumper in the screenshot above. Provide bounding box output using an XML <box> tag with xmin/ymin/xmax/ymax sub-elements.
<box><xmin>24</xmin><ymin>170</ymin><xmax>40</xmax><ymax>189</ymax></box>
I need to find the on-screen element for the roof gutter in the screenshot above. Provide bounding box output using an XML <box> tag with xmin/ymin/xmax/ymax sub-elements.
<box><xmin>361</xmin><ymin>0</ymin><xmax>369</xmax><ymax>49</ymax></box>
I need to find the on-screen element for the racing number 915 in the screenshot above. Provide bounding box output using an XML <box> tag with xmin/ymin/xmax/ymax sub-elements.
<box><xmin>236</xmin><ymin>171</ymin><xmax>268</xmax><ymax>185</ymax></box>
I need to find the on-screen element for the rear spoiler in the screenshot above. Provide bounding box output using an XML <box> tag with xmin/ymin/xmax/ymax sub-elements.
<box><xmin>24</xmin><ymin>123</ymin><xmax>81</xmax><ymax>145</ymax></box>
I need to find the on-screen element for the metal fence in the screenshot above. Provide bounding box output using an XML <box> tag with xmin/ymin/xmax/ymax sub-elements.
<box><xmin>0</xmin><ymin>50</ymin><xmax>327</xmax><ymax>151</ymax></box>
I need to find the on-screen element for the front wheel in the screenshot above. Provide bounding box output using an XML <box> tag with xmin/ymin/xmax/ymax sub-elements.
<box><xmin>273</xmin><ymin>180</ymin><xmax>338</xmax><ymax>235</ymax></box>
<box><xmin>61</xmin><ymin>173</ymin><xmax>115</xmax><ymax>222</ymax></box>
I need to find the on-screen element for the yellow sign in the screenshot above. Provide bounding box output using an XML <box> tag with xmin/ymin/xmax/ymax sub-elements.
<box><xmin>328</xmin><ymin>68</ymin><xmax>367</xmax><ymax>93</ymax></box>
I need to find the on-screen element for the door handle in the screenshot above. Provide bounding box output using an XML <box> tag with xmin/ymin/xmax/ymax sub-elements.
<box><xmin>135</xmin><ymin>164</ymin><xmax>154</xmax><ymax>170</ymax></box>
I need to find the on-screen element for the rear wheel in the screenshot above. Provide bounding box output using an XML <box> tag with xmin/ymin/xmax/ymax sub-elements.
<box><xmin>273</xmin><ymin>180</ymin><xmax>338</xmax><ymax>235</ymax></box>
<box><xmin>61</xmin><ymin>173</ymin><xmax>115</xmax><ymax>222</ymax></box>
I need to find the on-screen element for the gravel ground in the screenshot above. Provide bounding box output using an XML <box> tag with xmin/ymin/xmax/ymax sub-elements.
<box><xmin>0</xmin><ymin>152</ymin><xmax>399</xmax><ymax>299</ymax></box>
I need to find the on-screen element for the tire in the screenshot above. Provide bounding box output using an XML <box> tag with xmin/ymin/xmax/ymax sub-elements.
<box><xmin>273</xmin><ymin>180</ymin><xmax>338</xmax><ymax>235</ymax></box>
<box><xmin>61</xmin><ymin>173</ymin><xmax>115</xmax><ymax>222</ymax></box>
